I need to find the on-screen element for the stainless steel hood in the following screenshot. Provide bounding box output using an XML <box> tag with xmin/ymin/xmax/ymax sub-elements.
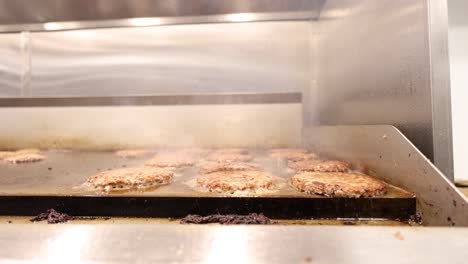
<box><xmin>0</xmin><ymin>0</ymin><xmax>325</xmax><ymax>32</ymax></box>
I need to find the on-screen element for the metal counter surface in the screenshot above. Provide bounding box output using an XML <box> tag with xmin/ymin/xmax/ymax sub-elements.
<box><xmin>0</xmin><ymin>224</ymin><xmax>467</xmax><ymax>263</ymax></box>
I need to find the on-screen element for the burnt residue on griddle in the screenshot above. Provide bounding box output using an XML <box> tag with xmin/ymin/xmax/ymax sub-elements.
<box><xmin>79</xmin><ymin>216</ymin><xmax>98</xmax><ymax>220</ymax></box>
<box><xmin>30</xmin><ymin>209</ymin><xmax>75</xmax><ymax>224</ymax></box>
<box><xmin>77</xmin><ymin>216</ymin><xmax>112</xmax><ymax>221</ymax></box>
<box><xmin>180</xmin><ymin>213</ymin><xmax>278</xmax><ymax>225</ymax></box>
<box><xmin>408</xmin><ymin>212</ymin><xmax>422</xmax><ymax>225</ymax></box>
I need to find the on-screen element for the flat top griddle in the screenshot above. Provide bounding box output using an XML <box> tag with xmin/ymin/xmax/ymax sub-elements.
<box><xmin>0</xmin><ymin>149</ymin><xmax>416</xmax><ymax>220</ymax></box>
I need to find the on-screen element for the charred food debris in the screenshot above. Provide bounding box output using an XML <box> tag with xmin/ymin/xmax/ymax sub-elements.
<box><xmin>30</xmin><ymin>209</ymin><xmax>75</xmax><ymax>224</ymax></box>
<box><xmin>180</xmin><ymin>213</ymin><xmax>278</xmax><ymax>225</ymax></box>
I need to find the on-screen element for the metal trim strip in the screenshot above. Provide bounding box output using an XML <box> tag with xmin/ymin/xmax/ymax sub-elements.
<box><xmin>0</xmin><ymin>93</ymin><xmax>302</xmax><ymax>107</ymax></box>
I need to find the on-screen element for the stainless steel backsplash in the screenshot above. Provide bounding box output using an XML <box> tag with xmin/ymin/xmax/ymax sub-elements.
<box><xmin>0</xmin><ymin>21</ymin><xmax>308</xmax><ymax>148</ymax></box>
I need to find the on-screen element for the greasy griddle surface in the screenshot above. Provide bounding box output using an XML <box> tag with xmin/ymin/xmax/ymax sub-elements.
<box><xmin>0</xmin><ymin>150</ymin><xmax>412</xmax><ymax>198</ymax></box>
<box><xmin>0</xmin><ymin>150</ymin><xmax>416</xmax><ymax>219</ymax></box>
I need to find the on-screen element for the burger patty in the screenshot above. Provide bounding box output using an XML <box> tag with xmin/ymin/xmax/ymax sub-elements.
<box><xmin>290</xmin><ymin>172</ymin><xmax>387</xmax><ymax>198</ymax></box>
<box><xmin>270</xmin><ymin>149</ymin><xmax>318</xmax><ymax>162</ymax></box>
<box><xmin>206</xmin><ymin>153</ymin><xmax>253</xmax><ymax>162</ymax></box>
<box><xmin>115</xmin><ymin>149</ymin><xmax>153</xmax><ymax>158</ymax></box>
<box><xmin>197</xmin><ymin>170</ymin><xmax>275</xmax><ymax>193</ymax></box>
<box><xmin>15</xmin><ymin>148</ymin><xmax>42</xmax><ymax>155</ymax></box>
<box><xmin>4</xmin><ymin>153</ymin><xmax>45</xmax><ymax>163</ymax></box>
<box><xmin>288</xmin><ymin>160</ymin><xmax>350</xmax><ymax>172</ymax></box>
<box><xmin>200</xmin><ymin>161</ymin><xmax>261</xmax><ymax>174</ymax></box>
<box><xmin>145</xmin><ymin>154</ymin><xmax>196</xmax><ymax>168</ymax></box>
<box><xmin>1</xmin><ymin>149</ymin><xmax>45</xmax><ymax>163</ymax></box>
<box><xmin>86</xmin><ymin>166</ymin><xmax>174</xmax><ymax>191</ymax></box>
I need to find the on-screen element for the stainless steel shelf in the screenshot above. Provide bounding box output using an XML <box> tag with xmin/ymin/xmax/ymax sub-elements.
<box><xmin>0</xmin><ymin>93</ymin><xmax>302</xmax><ymax>107</ymax></box>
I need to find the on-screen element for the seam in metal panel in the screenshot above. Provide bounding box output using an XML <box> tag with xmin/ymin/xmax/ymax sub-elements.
<box><xmin>426</xmin><ymin>0</ymin><xmax>454</xmax><ymax>181</ymax></box>
<box><xmin>19</xmin><ymin>31</ymin><xmax>31</xmax><ymax>97</ymax></box>
<box><xmin>301</xmin><ymin>19</ymin><xmax>318</xmax><ymax>146</ymax></box>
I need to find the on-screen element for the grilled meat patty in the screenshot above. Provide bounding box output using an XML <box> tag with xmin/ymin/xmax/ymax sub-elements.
<box><xmin>290</xmin><ymin>172</ymin><xmax>387</xmax><ymax>198</ymax></box>
<box><xmin>200</xmin><ymin>161</ymin><xmax>261</xmax><ymax>174</ymax></box>
<box><xmin>145</xmin><ymin>153</ymin><xmax>196</xmax><ymax>168</ymax></box>
<box><xmin>288</xmin><ymin>160</ymin><xmax>350</xmax><ymax>172</ymax></box>
<box><xmin>197</xmin><ymin>170</ymin><xmax>275</xmax><ymax>193</ymax></box>
<box><xmin>1</xmin><ymin>149</ymin><xmax>45</xmax><ymax>164</ymax></box>
<box><xmin>5</xmin><ymin>153</ymin><xmax>45</xmax><ymax>163</ymax></box>
<box><xmin>15</xmin><ymin>148</ymin><xmax>42</xmax><ymax>155</ymax></box>
<box><xmin>87</xmin><ymin>166</ymin><xmax>173</xmax><ymax>191</ymax></box>
<box><xmin>269</xmin><ymin>148</ymin><xmax>318</xmax><ymax>162</ymax></box>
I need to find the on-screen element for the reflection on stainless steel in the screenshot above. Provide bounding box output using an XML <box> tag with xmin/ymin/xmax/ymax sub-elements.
<box><xmin>307</xmin><ymin>0</ymin><xmax>453</xmax><ymax>179</ymax></box>
<box><xmin>19</xmin><ymin>31</ymin><xmax>31</xmax><ymax>97</ymax></box>
<box><xmin>29</xmin><ymin>22</ymin><xmax>309</xmax><ymax>97</ymax></box>
<box><xmin>304</xmin><ymin>125</ymin><xmax>468</xmax><ymax>226</ymax></box>
<box><xmin>0</xmin><ymin>33</ymin><xmax>21</xmax><ymax>97</ymax></box>
<box><xmin>0</xmin><ymin>12</ymin><xmax>318</xmax><ymax>33</ymax></box>
<box><xmin>45</xmin><ymin>226</ymin><xmax>90</xmax><ymax>263</ymax></box>
<box><xmin>0</xmin><ymin>0</ymin><xmax>324</xmax><ymax>33</ymax></box>
<box><xmin>225</xmin><ymin>13</ymin><xmax>257</xmax><ymax>22</ymax></box>
<box><xmin>42</xmin><ymin>22</ymin><xmax>62</xmax><ymax>31</ymax></box>
<box><xmin>0</xmin><ymin>0</ymin><xmax>325</xmax><ymax>26</ymax></box>
<box><xmin>0</xmin><ymin>224</ymin><xmax>468</xmax><ymax>263</ymax></box>
<box><xmin>427</xmin><ymin>0</ymin><xmax>453</xmax><ymax>180</ymax></box>
<box><xmin>0</xmin><ymin>93</ymin><xmax>302</xmax><ymax>107</ymax></box>
<box><xmin>0</xmin><ymin>104</ymin><xmax>302</xmax><ymax>149</ymax></box>
<box><xmin>128</xmin><ymin>17</ymin><xmax>162</xmax><ymax>27</ymax></box>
